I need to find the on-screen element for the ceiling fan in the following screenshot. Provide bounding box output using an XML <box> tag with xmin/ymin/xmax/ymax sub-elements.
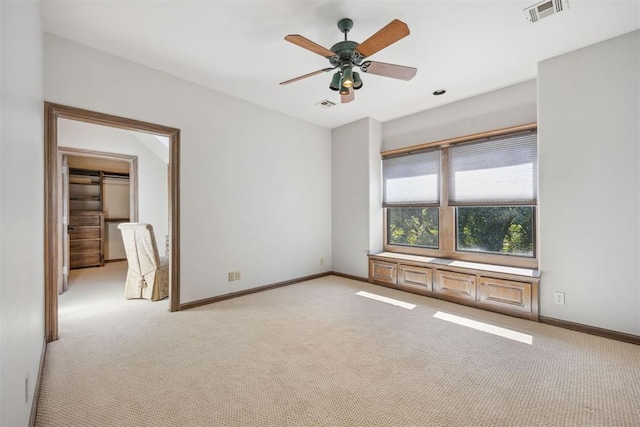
<box><xmin>280</xmin><ymin>18</ymin><xmax>417</xmax><ymax>104</ymax></box>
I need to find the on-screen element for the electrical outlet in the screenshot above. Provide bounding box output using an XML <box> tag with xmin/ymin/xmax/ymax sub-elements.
<box><xmin>320</xmin><ymin>257</ymin><xmax>324</xmax><ymax>265</ymax></box>
<box><xmin>228</xmin><ymin>272</ymin><xmax>234</xmax><ymax>282</ymax></box>
<box><xmin>235</xmin><ymin>271</ymin><xmax>241</xmax><ymax>281</ymax></box>
<box><xmin>554</xmin><ymin>291</ymin><xmax>565</xmax><ymax>305</ymax></box>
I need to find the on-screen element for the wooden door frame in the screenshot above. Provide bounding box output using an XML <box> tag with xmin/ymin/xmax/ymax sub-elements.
<box><xmin>45</xmin><ymin>102</ymin><xmax>181</xmax><ymax>342</ymax></box>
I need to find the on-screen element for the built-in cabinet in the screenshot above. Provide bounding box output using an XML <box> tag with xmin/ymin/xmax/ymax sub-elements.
<box><xmin>369</xmin><ymin>252</ymin><xmax>539</xmax><ymax>320</ymax></box>
<box><xmin>68</xmin><ymin>168</ymin><xmax>105</xmax><ymax>268</ymax></box>
<box><xmin>69</xmin><ymin>211</ymin><xmax>105</xmax><ymax>269</ymax></box>
<box><xmin>68</xmin><ymin>167</ymin><xmax>130</xmax><ymax>268</ymax></box>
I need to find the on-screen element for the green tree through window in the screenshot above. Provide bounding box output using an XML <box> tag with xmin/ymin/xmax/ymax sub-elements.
<box><xmin>456</xmin><ymin>206</ymin><xmax>534</xmax><ymax>256</ymax></box>
<box><xmin>388</xmin><ymin>207</ymin><xmax>439</xmax><ymax>248</ymax></box>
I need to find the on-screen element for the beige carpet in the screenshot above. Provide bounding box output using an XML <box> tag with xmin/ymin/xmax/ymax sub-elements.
<box><xmin>36</xmin><ymin>262</ymin><xmax>640</xmax><ymax>426</ymax></box>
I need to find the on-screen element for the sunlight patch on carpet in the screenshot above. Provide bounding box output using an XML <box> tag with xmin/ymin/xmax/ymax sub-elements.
<box><xmin>434</xmin><ymin>311</ymin><xmax>533</xmax><ymax>344</ymax></box>
<box><xmin>356</xmin><ymin>291</ymin><xmax>416</xmax><ymax>310</ymax></box>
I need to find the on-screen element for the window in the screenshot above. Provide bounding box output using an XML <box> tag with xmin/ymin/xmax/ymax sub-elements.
<box><xmin>456</xmin><ymin>206</ymin><xmax>534</xmax><ymax>256</ymax></box>
<box><xmin>382</xmin><ymin>126</ymin><xmax>538</xmax><ymax>266</ymax></box>
<box><xmin>387</xmin><ymin>207</ymin><xmax>439</xmax><ymax>248</ymax></box>
<box><xmin>383</xmin><ymin>149</ymin><xmax>440</xmax><ymax>249</ymax></box>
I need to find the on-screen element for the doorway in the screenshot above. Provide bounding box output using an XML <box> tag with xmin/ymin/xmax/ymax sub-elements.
<box><xmin>60</xmin><ymin>149</ymin><xmax>138</xmax><ymax>293</ymax></box>
<box><xmin>44</xmin><ymin>103</ymin><xmax>181</xmax><ymax>342</ymax></box>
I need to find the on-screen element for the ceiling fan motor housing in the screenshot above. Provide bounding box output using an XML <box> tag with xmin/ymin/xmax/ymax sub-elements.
<box><xmin>328</xmin><ymin>41</ymin><xmax>363</xmax><ymax>67</ymax></box>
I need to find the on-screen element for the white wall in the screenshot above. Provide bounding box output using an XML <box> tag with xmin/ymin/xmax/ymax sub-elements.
<box><xmin>59</xmin><ymin>119</ymin><xmax>169</xmax><ymax>249</ymax></box>
<box><xmin>45</xmin><ymin>34</ymin><xmax>332</xmax><ymax>303</ymax></box>
<box><xmin>382</xmin><ymin>80</ymin><xmax>537</xmax><ymax>152</ymax></box>
<box><xmin>332</xmin><ymin>118</ymin><xmax>382</xmax><ymax>278</ymax></box>
<box><xmin>0</xmin><ymin>1</ymin><xmax>45</xmax><ymax>425</ymax></box>
<box><xmin>368</xmin><ymin>119</ymin><xmax>383</xmax><ymax>256</ymax></box>
<box><xmin>130</xmin><ymin>132</ymin><xmax>169</xmax><ymax>164</ymax></box>
<box><xmin>538</xmin><ymin>30</ymin><xmax>640</xmax><ymax>335</ymax></box>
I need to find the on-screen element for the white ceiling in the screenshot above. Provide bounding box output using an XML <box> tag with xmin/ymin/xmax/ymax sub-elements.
<box><xmin>41</xmin><ymin>0</ymin><xmax>640</xmax><ymax>129</ymax></box>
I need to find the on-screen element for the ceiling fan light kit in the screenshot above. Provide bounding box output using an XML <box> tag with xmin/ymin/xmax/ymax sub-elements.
<box><xmin>352</xmin><ymin>72</ymin><xmax>363</xmax><ymax>90</ymax></box>
<box><xmin>329</xmin><ymin>72</ymin><xmax>342</xmax><ymax>91</ymax></box>
<box><xmin>280</xmin><ymin>17</ymin><xmax>417</xmax><ymax>104</ymax></box>
<box><xmin>342</xmin><ymin>66</ymin><xmax>354</xmax><ymax>87</ymax></box>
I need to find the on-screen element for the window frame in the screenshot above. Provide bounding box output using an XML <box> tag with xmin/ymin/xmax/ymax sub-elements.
<box><xmin>382</xmin><ymin>124</ymin><xmax>539</xmax><ymax>269</ymax></box>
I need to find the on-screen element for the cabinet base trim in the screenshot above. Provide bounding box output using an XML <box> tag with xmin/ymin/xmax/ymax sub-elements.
<box><xmin>539</xmin><ymin>316</ymin><xmax>640</xmax><ymax>345</ymax></box>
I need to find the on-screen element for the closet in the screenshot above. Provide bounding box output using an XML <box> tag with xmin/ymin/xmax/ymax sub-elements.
<box><xmin>68</xmin><ymin>168</ymin><xmax>105</xmax><ymax>268</ymax></box>
<box><xmin>68</xmin><ymin>160</ymin><xmax>130</xmax><ymax>269</ymax></box>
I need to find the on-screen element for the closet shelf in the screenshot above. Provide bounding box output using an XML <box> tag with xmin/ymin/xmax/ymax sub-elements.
<box><xmin>70</xmin><ymin>195</ymin><xmax>101</xmax><ymax>201</ymax></box>
<box><xmin>69</xmin><ymin>181</ymin><xmax>100</xmax><ymax>186</ymax></box>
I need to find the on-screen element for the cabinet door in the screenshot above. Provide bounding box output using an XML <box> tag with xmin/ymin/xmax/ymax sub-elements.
<box><xmin>369</xmin><ymin>259</ymin><xmax>397</xmax><ymax>286</ymax></box>
<box><xmin>479</xmin><ymin>277</ymin><xmax>532</xmax><ymax>314</ymax></box>
<box><xmin>398</xmin><ymin>264</ymin><xmax>433</xmax><ymax>294</ymax></box>
<box><xmin>434</xmin><ymin>270</ymin><xmax>476</xmax><ymax>301</ymax></box>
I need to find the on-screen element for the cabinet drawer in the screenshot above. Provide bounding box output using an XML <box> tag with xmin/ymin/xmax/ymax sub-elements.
<box><xmin>434</xmin><ymin>270</ymin><xmax>476</xmax><ymax>301</ymax></box>
<box><xmin>398</xmin><ymin>264</ymin><xmax>432</xmax><ymax>294</ymax></box>
<box><xmin>70</xmin><ymin>251</ymin><xmax>101</xmax><ymax>268</ymax></box>
<box><xmin>70</xmin><ymin>214</ymin><xmax>101</xmax><ymax>226</ymax></box>
<box><xmin>370</xmin><ymin>259</ymin><xmax>397</xmax><ymax>285</ymax></box>
<box><xmin>69</xmin><ymin>227</ymin><xmax>101</xmax><ymax>240</ymax></box>
<box><xmin>479</xmin><ymin>277</ymin><xmax>532</xmax><ymax>313</ymax></box>
<box><xmin>70</xmin><ymin>239</ymin><xmax>101</xmax><ymax>252</ymax></box>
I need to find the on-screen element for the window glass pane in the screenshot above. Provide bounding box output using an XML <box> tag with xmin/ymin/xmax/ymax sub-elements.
<box><xmin>456</xmin><ymin>206</ymin><xmax>534</xmax><ymax>257</ymax></box>
<box><xmin>383</xmin><ymin>150</ymin><xmax>440</xmax><ymax>206</ymax></box>
<box><xmin>387</xmin><ymin>207</ymin><xmax>439</xmax><ymax>248</ymax></box>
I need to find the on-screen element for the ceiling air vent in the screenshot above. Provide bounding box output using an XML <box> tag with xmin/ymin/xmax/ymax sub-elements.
<box><xmin>524</xmin><ymin>0</ymin><xmax>569</xmax><ymax>23</ymax></box>
<box><xmin>316</xmin><ymin>99</ymin><xmax>336</xmax><ymax>108</ymax></box>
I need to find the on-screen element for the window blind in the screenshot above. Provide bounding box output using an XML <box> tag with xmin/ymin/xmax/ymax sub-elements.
<box><xmin>448</xmin><ymin>131</ymin><xmax>537</xmax><ymax>206</ymax></box>
<box><xmin>383</xmin><ymin>149</ymin><xmax>440</xmax><ymax>206</ymax></box>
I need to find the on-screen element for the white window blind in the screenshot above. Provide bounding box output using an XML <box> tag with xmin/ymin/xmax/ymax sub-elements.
<box><xmin>383</xmin><ymin>149</ymin><xmax>440</xmax><ymax>206</ymax></box>
<box><xmin>448</xmin><ymin>132</ymin><xmax>537</xmax><ymax>206</ymax></box>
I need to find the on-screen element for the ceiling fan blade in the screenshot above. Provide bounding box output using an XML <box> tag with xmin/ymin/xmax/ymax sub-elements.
<box><xmin>284</xmin><ymin>35</ymin><xmax>335</xmax><ymax>58</ymax></box>
<box><xmin>356</xmin><ymin>19</ymin><xmax>410</xmax><ymax>58</ymax></box>
<box><xmin>360</xmin><ymin>61</ymin><xmax>417</xmax><ymax>81</ymax></box>
<box><xmin>280</xmin><ymin>68</ymin><xmax>334</xmax><ymax>85</ymax></box>
<box><xmin>341</xmin><ymin>88</ymin><xmax>355</xmax><ymax>104</ymax></box>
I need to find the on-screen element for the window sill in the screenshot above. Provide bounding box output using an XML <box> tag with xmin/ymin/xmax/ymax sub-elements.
<box><xmin>383</xmin><ymin>243</ymin><xmax>538</xmax><ymax>270</ymax></box>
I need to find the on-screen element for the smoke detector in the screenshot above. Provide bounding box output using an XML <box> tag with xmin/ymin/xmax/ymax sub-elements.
<box><xmin>524</xmin><ymin>0</ymin><xmax>569</xmax><ymax>23</ymax></box>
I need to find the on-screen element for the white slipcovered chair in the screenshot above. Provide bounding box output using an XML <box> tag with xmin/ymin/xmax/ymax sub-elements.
<box><xmin>117</xmin><ymin>223</ymin><xmax>169</xmax><ymax>301</ymax></box>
